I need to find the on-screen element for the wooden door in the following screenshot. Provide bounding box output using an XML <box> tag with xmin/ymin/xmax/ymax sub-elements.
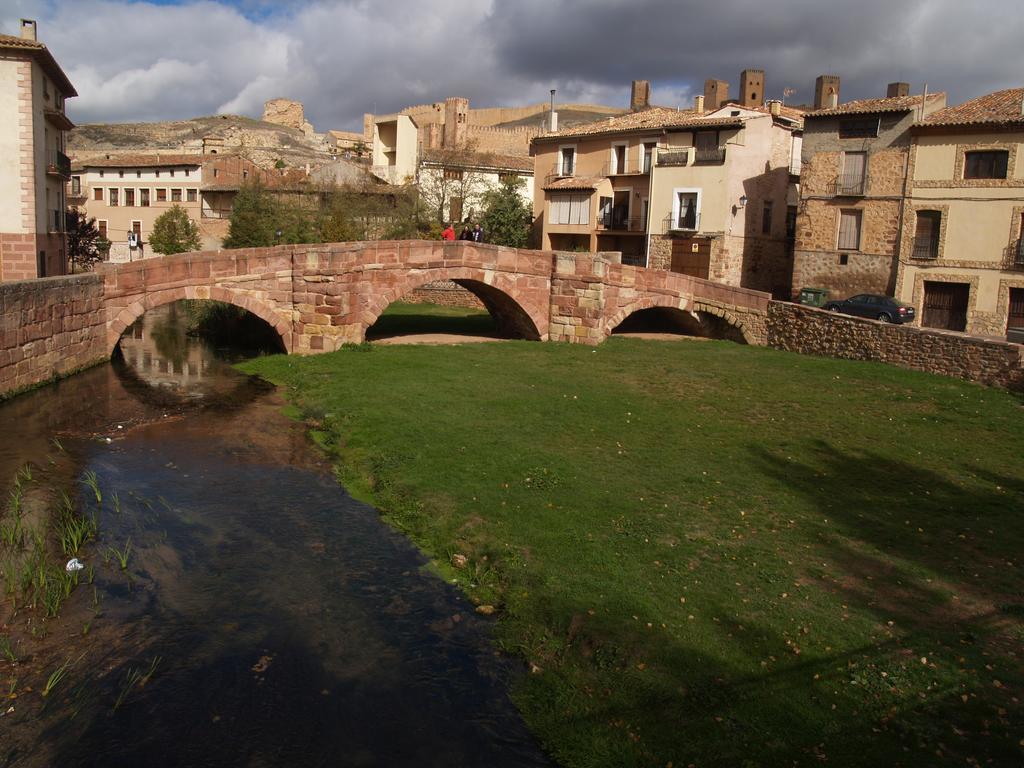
<box><xmin>671</xmin><ymin>239</ymin><xmax>710</xmax><ymax>279</ymax></box>
<box><xmin>1008</xmin><ymin>288</ymin><xmax>1024</xmax><ymax>332</ymax></box>
<box><xmin>922</xmin><ymin>281</ymin><xmax>969</xmax><ymax>332</ymax></box>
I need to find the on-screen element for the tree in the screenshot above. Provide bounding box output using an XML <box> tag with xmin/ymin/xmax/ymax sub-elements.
<box><xmin>149</xmin><ymin>204</ymin><xmax>201</xmax><ymax>255</ymax></box>
<box><xmin>66</xmin><ymin>210</ymin><xmax>107</xmax><ymax>271</ymax></box>
<box><xmin>480</xmin><ymin>177</ymin><xmax>532</xmax><ymax>247</ymax></box>
<box><xmin>224</xmin><ymin>183</ymin><xmax>320</xmax><ymax>249</ymax></box>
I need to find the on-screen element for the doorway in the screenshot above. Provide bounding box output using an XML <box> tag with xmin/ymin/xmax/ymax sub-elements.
<box><xmin>1008</xmin><ymin>287</ymin><xmax>1024</xmax><ymax>333</ymax></box>
<box><xmin>922</xmin><ymin>281</ymin><xmax>969</xmax><ymax>332</ymax></box>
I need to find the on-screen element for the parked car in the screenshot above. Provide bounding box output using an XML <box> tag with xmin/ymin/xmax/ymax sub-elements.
<box><xmin>822</xmin><ymin>294</ymin><xmax>916</xmax><ymax>324</ymax></box>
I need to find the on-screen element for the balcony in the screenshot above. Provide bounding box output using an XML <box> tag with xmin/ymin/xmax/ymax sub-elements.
<box><xmin>601</xmin><ymin>160</ymin><xmax>648</xmax><ymax>176</ymax></box>
<box><xmin>828</xmin><ymin>173</ymin><xmax>868</xmax><ymax>197</ymax></box>
<box><xmin>44</xmin><ymin>107</ymin><xmax>74</xmax><ymax>131</ymax></box>
<box><xmin>693</xmin><ymin>147</ymin><xmax>726</xmax><ymax>164</ymax></box>
<box><xmin>911</xmin><ymin>240</ymin><xmax>939</xmax><ymax>260</ymax></box>
<box><xmin>1004</xmin><ymin>240</ymin><xmax>1024</xmax><ymax>269</ymax></box>
<box><xmin>596</xmin><ymin>213</ymin><xmax>645</xmax><ymax>233</ymax></box>
<box><xmin>657</xmin><ymin>148</ymin><xmax>692</xmax><ymax>167</ymax></box>
<box><xmin>544</xmin><ymin>165</ymin><xmax>576</xmax><ymax>185</ymax></box>
<box><xmin>662</xmin><ymin>212</ymin><xmax>701</xmax><ymax>234</ymax></box>
<box><xmin>46</xmin><ymin>150</ymin><xmax>71</xmax><ymax>179</ymax></box>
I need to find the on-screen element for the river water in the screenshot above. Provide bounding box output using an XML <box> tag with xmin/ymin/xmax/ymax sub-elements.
<box><xmin>0</xmin><ymin>303</ymin><xmax>549</xmax><ymax>767</ymax></box>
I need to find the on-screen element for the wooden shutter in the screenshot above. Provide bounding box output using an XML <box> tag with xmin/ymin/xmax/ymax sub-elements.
<box><xmin>837</xmin><ymin>210</ymin><xmax>861</xmax><ymax>250</ymax></box>
<box><xmin>842</xmin><ymin>152</ymin><xmax>866</xmax><ymax>180</ymax></box>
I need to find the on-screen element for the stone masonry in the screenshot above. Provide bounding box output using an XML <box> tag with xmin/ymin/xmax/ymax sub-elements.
<box><xmin>1</xmin><ymin>241</ymin><xmax>771</xmax><ymax>397</ymax></box>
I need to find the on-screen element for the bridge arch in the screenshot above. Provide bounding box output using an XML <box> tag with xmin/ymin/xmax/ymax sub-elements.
<box><xmin>363</xmin><ymin>267</ymin><xmax>547</xmax><ymax>342</ymax></box>
<box><xmin>106</xmin><ymin>285</ymin><xmax>292</xmax><ymax>357</ymax></box>
<box><xmin>606</xmin><ymin>296</ymin><xmax>755</xmax><ymax>344</ymax></box>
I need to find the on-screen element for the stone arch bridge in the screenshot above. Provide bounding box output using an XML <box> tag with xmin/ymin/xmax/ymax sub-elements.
<box><xmin>1</xmin><ymin>241</ymin><xmax>770</xmax><ymax>396</ymax></box>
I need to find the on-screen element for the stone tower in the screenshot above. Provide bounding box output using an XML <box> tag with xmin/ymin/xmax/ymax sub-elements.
<box><xmin>630</xmin><ymin>80</ymin><xmax>651</xmax><ymax>111</ymax></box>
<box><xmin>704</xmin><ymin>78</ymin><xmax>730</xmax><ymax>110</ymax></box>
<box><xmin>887</xmin><ymin>82</ymin><xmax>910</xmax><ymax>98</ymax></box>
<box><xmin>442</xmin><ymin>97</ymin><xmax>469</xmax><ymax>148</ymax></box>
<box><xmin>740</xmin><ymin>69</ymin><xmax>764</xmax><ymax>108</ymax></box>
<box><xmin>814</xmin><ymin>75</ymin><xmax>841</xmax><ymax>109</ymax></box>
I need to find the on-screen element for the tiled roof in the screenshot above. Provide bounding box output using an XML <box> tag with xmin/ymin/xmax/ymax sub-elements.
<box><xmin>0</xmin><ymin>33</ymin><xmax>76</xmax><ymax>96</ymax></box>
<box><xmin>919</xmin><ymin>88</ymin><xmax>1024</xmax><ymax>128</ymax></box>
<box><xmin>421</xmin><ymin>148</ymin><xmax>534</xmax><ymax>172</ymax></box>
<box><xmin>74</xmin><ymin>153</ymin><xmax>204</xmax><ymax>170</ymax></box>
<box><xmin>535</xmin><ymin>107</ymin><xmax>743</xmax><ymax>140</ymax></box>
<box><xmin>541</xmin><ymin>176</ymin><xmax>605</xmax><ymax>191</ymax></box>
<box><xmin>807</xmin><ymin>92</ymin><xmax>945</xmax><ymax>118</ymax></box>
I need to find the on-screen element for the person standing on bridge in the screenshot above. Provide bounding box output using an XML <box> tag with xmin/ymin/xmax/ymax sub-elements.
<box><xmin>471</xmin><ymin>223</ymin><xmax>485</xmax><ymax>243</ymax></box>
<box><xmin>441</xmin><ymin>222</ymin><xmax>456</xmax><ymax>241</ymax></box>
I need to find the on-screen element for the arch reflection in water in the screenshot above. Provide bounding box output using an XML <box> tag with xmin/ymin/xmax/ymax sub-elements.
<box><xmin>115</xmin><ymin>301</ymin><xmax>284</xmax><ymax>401</ymax></box>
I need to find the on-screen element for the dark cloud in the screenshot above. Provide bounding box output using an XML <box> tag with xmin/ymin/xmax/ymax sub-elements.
<box><xmin>1</xmin><ymin>0</ymin><xmax>1020</xmax><ymax>130</ymax></box>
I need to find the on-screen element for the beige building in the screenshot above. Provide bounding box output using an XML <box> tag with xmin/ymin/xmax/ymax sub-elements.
<box><xmin>0</xmin><ymin>19</ymin><xmax>77</xmax><ymax>281</ymax></box>
<box><xmin>70</xmin><ymin>153</ymin><xmax>268</xmax><ymax>258</ymax></box>
<box><xmin>532</xmin><ymin>83</ymin><xmax>802</xmax><ymax>294</ymax></box>
<box><xmin>895</xmin><ymin>88</ymin><xmax>1024</xmax><ymax>335</ymax></box>
<box><xmin>792</xmin><ymin>82</ymin><xmax>947</xmax><ymax>299</ymax></box>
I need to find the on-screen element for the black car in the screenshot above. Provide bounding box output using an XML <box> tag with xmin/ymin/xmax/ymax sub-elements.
<box><xmin>822</xmin><ymin>294</ymin><xmax>916</xmax><ymax>324</ymax></box>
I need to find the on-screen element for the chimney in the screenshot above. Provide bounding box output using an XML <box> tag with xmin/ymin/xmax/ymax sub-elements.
<box><xmin>630</xmin><ymin>80</ymin><xmax>651</xmax><ymax>111</ymax></box>
<box><xmin>704</xmin><ymin>79</ymin><xmax>729</xmax><ymax>111</ymax></box>
<box><xmin>887</xmin><ymin>82</ymin><xmax>910</xmax><ymax>98</ymax></box>
<box><xmin>814</xmin><ymin>75</ymin><xmax>841</xmax><ymax>110</ymax></box>
<box><xmin>740</xmin><ymin>69</ymin><xmax>765</xmax><ymax>108</ymax></box>
<box><xmin>694</xmin><ymin>94</ymin><xmax>705</xmax><ymax>113</ymax></box>
<box><xmin>20</xmin><ymin>19</ymin><xmax>37</xmax><ymax>41</ymax></box>
<box><xmin>767</xmin><ymin>99</ymin><xmax>782</xmax><ymax>116</ymax></box>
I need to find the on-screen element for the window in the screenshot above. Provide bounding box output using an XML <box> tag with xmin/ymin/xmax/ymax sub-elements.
<box><xmin>156</xmin><ymin>171</ymin><xmax>161</xmax><ymax>178</ymax></box>
<box><xmin>170</xmin><ymin>170</ymin><xmax>175</xmax><ymax>177</ymax></box>
<box><xmin>213</xmin><ymin>168</ymin><xmax>219</xmax><ymax>178</ymax></box>
<box><xmin>786</xmin><ymin>206</ymin><xmax>797</xmax><ymax>241</ymax></box>
<box><xmin>156</xmin><ymin>188</ymin><xmax>167</xmax><ymax>202</ymax></box>
<box><xmin>964</xmin><ymin>150</ymin><xmax>1009</xmax><ymax>180</ymax></box>
<box><xmin>913</xmin><ymin>210</ymin><xmax>941</xmax><ymax>259</ymax></box>
<box><xmin>71</xmin><ymin>176</ymin><xmax>81</xmax><ymax>195</ymax></box>
<box><xmin>762</xmin><ymin>201</ymin><xmax>773</xmax><ymax>235</ymax></box>
<box><xmin>124</xmin><ymin>188</ymin><xmax>135</xmax><ymax>207</ymax></box>
<box><xmin>674</xmin><ymin>190</ymin><xmax>700</xmax><ymax>230</ymax></box>
<box><xmin>131</xmin><ymin>221</ymin><xmax>142</xmax><ymax>237</ymax></box>
<box><xmin>837</xmin><ymin>209</ymin><xmax>862</xmax><ymax>250</ymax></box>
<box><xmin>99</xmin><ymin>170</ymin><xmax>105</xmax><ymax>178</ymax></box>
<box><xmin>118</xmin><ymin>170</ymin><xmax>124</xmax><ymax>178</ymax></box>
<box><xmin>171</xmin><ymin>188</ymin><xmax>182</xmax><ymax>202</ymax></box>
<box><xmin>611</xmin><ymin>143</ymin><xmax>627</xmax><ymax>174</ymax></box>
<box><xmin>839</xmin><ymin>152</ymin><xmax>867</xmax><ymax>194</ymax></box>
<box><xmin>559</xmin><ymin>147</ymin><xmax>576</xmax><ymax>176</ymax></box>
<box><xmin>140</xmin><ymin>189</ymin><xmax>150</xmax><ymax>207</ymax></box>
<box><xmin>643</xmin><ymin>142</ymin><xmax>656</xmax><ymax>174</ymax></box>
<box><xmin>443</xmin><ymin>168</ymin><xmax>463</xmax><ymax>180</ymax></box>
<box><xmin>184</xmin><ymin>169</ymin><xmax>191</xmax><ymax>177</ymax></box>
<box><xmin>186</xmin><ymin>189</ymin><xmax>197</xmax><ymax>202</ymax></box>
<box><xmin>109</xmin><ymin>188</ymin><xmax>119</xmax><ymax>207</ymax></box>
<box><xmin>93</xmin><ymin>187</ymin><xmax>103</xmax><ymax>201</ymax></box>
<box><xmin>839</xmin><ymin>117</ymin><xmax>879</xmax><ymax>138</ymax></box>
<box><xmin>549</xmin><ymin>193</ymin><xmax>590</xmax><ymax>225</ymax></box>
<box><xmin>97</xmin><ymin>220</ymin><xmax>107</xmax><ymax>239</ymax></box>
<box><xmin>242</xmin><ymin>170</ymin><xmax>248</xmax><ymax>180</ymax></box>
<box><xmin>136</xmin><ymin>171</ymin><xmax>141</xmax><ymax>178</ymax></box>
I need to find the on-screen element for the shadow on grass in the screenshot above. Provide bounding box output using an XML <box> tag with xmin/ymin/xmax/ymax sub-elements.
<box><xmin>366</xmin><ymin>303</ymin><xmax>498</xmax><ymax>341</ymax></box>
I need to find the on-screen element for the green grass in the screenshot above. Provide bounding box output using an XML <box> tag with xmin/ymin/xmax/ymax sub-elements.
<box><xmin>366</xmin><ymin>301</ymin><xmax>495</xmax><ymax>339</ymax></box>
<box><xmin>241</xmin><ymin>337</ymin><xmax>1024</xmax><ymax>768</ymax></box>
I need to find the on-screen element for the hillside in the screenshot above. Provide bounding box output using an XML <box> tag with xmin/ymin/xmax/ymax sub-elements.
<box><xmin>68</xmin><ymin>114</ymin><xmax>336</xmax><ymax>170</ymax></box>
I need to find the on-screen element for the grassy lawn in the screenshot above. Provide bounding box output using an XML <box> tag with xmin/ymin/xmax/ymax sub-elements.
<box><xmin>241</xmin><ymin>334</ymin><xmax>1024</xmax><ymax>768</ymax></box>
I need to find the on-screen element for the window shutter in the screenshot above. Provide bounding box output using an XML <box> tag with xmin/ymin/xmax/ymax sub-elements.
<box><xmin>837</xmin><ymin>210</ymin><xmax>861</xmax><ymax>250</ymax></box>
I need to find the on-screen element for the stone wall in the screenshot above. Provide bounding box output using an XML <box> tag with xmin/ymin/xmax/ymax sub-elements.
<box><xmin>0</xmin><ymin>274</ymin><xmax>106</xmax><ymax>398</ymax></box>
<box><xmin>407</xmin><ymin>280</ymin><xmax>484</xmax><ymax>309</ymax></box>
<box><xmin>767</xmin><ymin>301</ymin><xmax>1024</xmax><ymax>391</ymax></box>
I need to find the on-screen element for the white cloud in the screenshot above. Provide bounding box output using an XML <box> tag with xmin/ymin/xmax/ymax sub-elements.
<box><xmin>2</xmin><ymin>0</ymin><xmax>1021</xmax><ymax>130</ymax></box>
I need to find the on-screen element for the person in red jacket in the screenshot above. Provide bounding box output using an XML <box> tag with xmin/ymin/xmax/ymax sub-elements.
<box><xmin>441</xmin><ymin>222</ymin><xmax>456</xmax><ymax>241</ymax></box>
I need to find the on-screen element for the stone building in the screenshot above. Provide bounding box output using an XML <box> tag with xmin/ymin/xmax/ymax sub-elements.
<box><xmin>531</xmin><ymin>84</ymin><xmax>803</xmax><ymax>295</ymax></box>
<box><xmin>0</xmin><ymin>19</ymin><xmax>77</xmax><ymax>281</ymax></box>
<box><xmin>792</xmin><ymin>83</ymin><xmax>947</xmax><ymax>299</ymax></box>
<box><xmin>894</xmin><ymin>87</ymin><xmax>1024</xmax><ymax>335</ymax></box>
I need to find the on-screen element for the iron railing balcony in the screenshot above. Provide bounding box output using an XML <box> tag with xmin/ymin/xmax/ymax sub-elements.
<box><xmin>693</xmin><ymin>147</ymin><xmax>726</xmax><ymax>164</ymax></box>
<box><xmin>47</xmin><ymin>208</ymin><xmax>67</xmax><ymax>233</ymax></box>
<box><xmin>544</xmin><ymin>165</ymin><xmax>576</xmax><ymax>185</ymax></box>
<box><xmin>828</xmin><ymin>173</ymin><xmax>868</xmax><ymax>197</ymax></box>
<box><xmin>662</xmin><ymin>212</ymin><xmax>701</xmax><ymax>233</ymax></box>
<box><xmin>1004</xmin><ymin>240</ymin><xmax>1024</xmax><ymax>269</ymax></box>
<box><xmin>621</xmin><ymin>253</ymin><xmax>646</xmax><ymax>267</ymax></box>
<box><xmin>911</xmin><ymin>240</ymin><xmax>939</xmax><ymax>260</ymax></box>
<box><xmin>601</xmin><ymin>160</ymin><xmax>647</xmax><ymax>176</ymax></box>
<box><xmin>596</xmin><ymin>213</ymin><xmax>645</xmax><ymax>232</ymax></box>
<box><xmin>657</xmin><ymin>147</ymin><xmax>692</xmax><ymax>167</ymax></box>
<box><xmin>46</xmin><ymin>149</ymin><xmax>71</xmax><ymax>179</ymax></box>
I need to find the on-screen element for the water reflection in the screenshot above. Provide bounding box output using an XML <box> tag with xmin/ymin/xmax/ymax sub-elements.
<box><xmin>0</xmin><ymin>303</ymin><xmax>550</xmax><ymax>768</ymax></box>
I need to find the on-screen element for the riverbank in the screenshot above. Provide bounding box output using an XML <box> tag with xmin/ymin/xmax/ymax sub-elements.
<box><xmin>243</xmin><ymin>337</ymin><xmax>1024</xmax><ymax>768</ymax></box>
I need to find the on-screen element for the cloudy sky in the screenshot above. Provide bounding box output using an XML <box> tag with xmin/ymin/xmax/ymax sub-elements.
<box><xmin>3</xmin><ymin>0</ymin><xmax>1021</xmax><ymax>131</ymax></box>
